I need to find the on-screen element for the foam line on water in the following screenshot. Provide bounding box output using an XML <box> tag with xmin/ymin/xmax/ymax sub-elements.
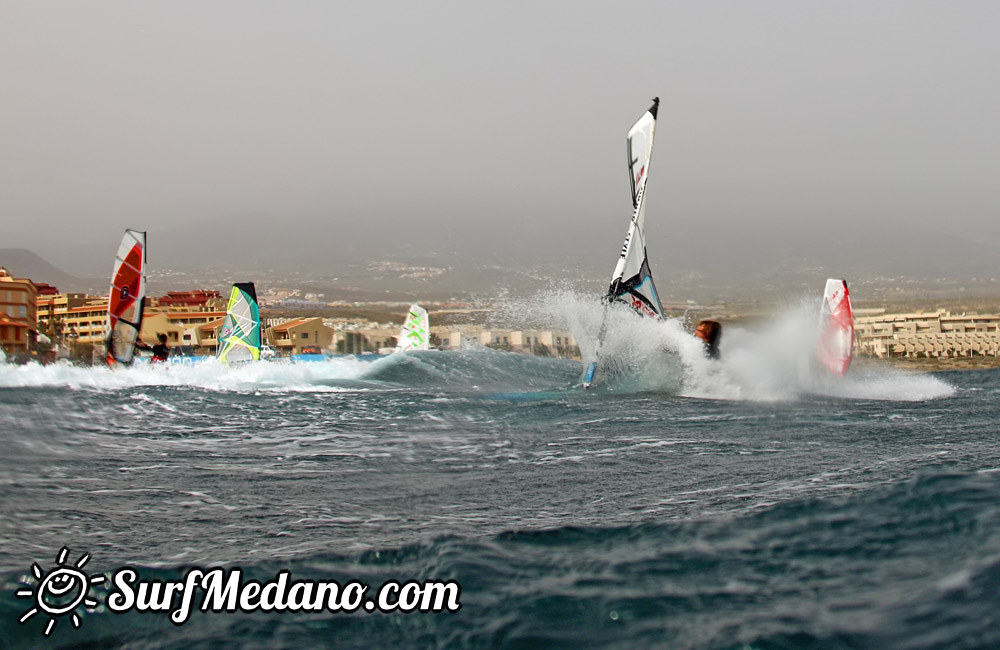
<box><xmin>0</xmin><ymin>356</ymin><xmax>373</xmax><ymax>392</ymax></box>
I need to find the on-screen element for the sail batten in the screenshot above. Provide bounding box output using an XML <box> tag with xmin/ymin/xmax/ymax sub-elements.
<box><xmin>395</xmin><ymin>304</ymin><xmax>430</xmax><ymax>352</ymax></box>
<box><xmin>218</xmin><ymin>283</ymin><xmax>262</xmax><ymax>364</ymax></box>
<box><xmin>105</xmin><ymin>229</ymin><xmax>147</xmax><ymax>365</ymax></box>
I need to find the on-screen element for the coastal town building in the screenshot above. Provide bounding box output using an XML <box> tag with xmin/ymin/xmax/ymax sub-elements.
<box><xmin>0</xmin><ymin>313</ymin><xmax>32</xmax><ymax>355</ymax></box>
<box><xmin>474</xmin><ymin>328</ymin><xmax>579</xmax><ymax>357</ymax></box>
<box><xmin>334</xmin><ymin>324</ymin><xmax>399</xmax><ymax>353</ymax></box>
<box><xmin>855</xmin><ymin>309</ymin><xmax>1000</xmax><ymax>358</ymax></box>
<box><xmin>57</xmin><ymin>301</ymin><xmax>109</xmax><ymax>345</ymax></box>
<box><xmin>33</xmin><ymin>282</ymin><xmax>59</xmax><ymax>296</ymax></box>
<box><xmin>199</xmin><ymin>318</ymin><xmax>226</xmax><ymax>354</ymax></box>
<box><xmin>0</xmin><ymin>268</ymin><xmax>39</xmax><ymax>354</ymax></box>
<box><xmin>34</xmin><ymin>292</ymin><xmax>228</xmax><ymax>356</ymax></box>
<box><xmin>267</xmin><ymin>317</ymin><xmax>335</xmax><ymax>354</ymax></box>
<box><xmin>36</xmin><ymin>293</ymin><xmax>91</xmax><ymax>324</ymax></box>
<box><xmin>139</xmin><ymin>311</ymin><xmax>227</xmax><ymax>353</ymax></box>
<box><xmin>155</xmin><ymin>290</ymin><xmax>224</xmax><ymax>309</ymax></box>
<box><xmin>431</xmin><ymin>325</ymin><xmax>483</xmax><ymax>350</ymax></box>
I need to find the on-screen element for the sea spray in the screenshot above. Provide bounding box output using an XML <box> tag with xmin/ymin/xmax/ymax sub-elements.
<box><xmin>0</xmin><ymin>295</ymin><xmax>954</xmax><ymax>401</ymax></box>
<box><xmin>490</xmin><ymin>289</ymin><xmax>955</xmax><ymax>401</ymax></box>
<box><xmin>0</xmin><ymin>355</ymin><xmax>374</xmax><ymax>393</ymax></box>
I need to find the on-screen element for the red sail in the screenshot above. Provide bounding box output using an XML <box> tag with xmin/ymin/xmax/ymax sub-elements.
<box><xmin>816</xmin><ymin>279</ymin><xmax>854</xmax><ymax>377</ymax></box>
<box><xmin>105</xmin><ymin>230</ymin><xmax>147</xmax><ymax>365</ymax></box>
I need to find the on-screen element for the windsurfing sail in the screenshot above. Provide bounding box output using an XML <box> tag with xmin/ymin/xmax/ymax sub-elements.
<box><xmin>585</xmin><ymin>98</ymin><xmax>663</xmax><ymax>387</ymax></box>
<box><xmin>104</xmin><ymin>229</ymin><xmax>147</xmax><ymax>365</ymax></box>
<box><xmin>606</xmin><ymin>97</ymin><xmax>664</xmax><ymax>320</ymax></box>
<box><xmin>217</xmin><ymin>282</ymin><xmax>262</xmax><ymax>364</ymax></box>
<box><xmin>395</xmin><ymin>304</ymin><xmax>430</xmax><ymax>352</ymax></box>
<box><xmin>816</xmin><ymin>278</ymin><xmax>854</xmax><ymax>377</ymax></box>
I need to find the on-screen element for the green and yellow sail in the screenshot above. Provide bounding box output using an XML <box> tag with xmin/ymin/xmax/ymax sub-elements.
<box><xmin>217</xmin><ymin>282</ymin><xmax>261</xmax><ymax>364</ymax></box>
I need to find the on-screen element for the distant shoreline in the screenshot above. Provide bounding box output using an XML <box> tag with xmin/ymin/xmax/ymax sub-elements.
<box><xmin>855</xmin><ymin>355</ymin><xmax>1000</xmax><ymax>372</ymax></box>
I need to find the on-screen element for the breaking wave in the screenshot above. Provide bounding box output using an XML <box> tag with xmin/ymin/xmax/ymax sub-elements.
<box><xmin>0</xmin><ymin>293</ymin><xmax>954</xmax><ymax>402</ymax></box>
<box><xmin>501</xmin><ymin>289</ymin><xmax>956</xmax><ymax>402</ymax></box>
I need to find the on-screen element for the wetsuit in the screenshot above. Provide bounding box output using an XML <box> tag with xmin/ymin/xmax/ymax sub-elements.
<box><xmin>150</xmin><ymin>344</ymin><xmax>169</xmax><ymax>363</ymax></box>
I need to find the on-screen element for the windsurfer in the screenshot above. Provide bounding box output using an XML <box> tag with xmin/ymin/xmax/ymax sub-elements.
<box><xmin>138</xmin><ymin>333</ymin><xmax>170</xmax><ymax>363</ymax></box>
<box><xmin>694</xmin><ymin>320</ymin><xmax>722</xmax><ymax>360</ymax></box>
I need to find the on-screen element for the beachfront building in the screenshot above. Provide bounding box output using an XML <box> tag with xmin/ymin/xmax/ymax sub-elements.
<box><xmin>36</xmin><ymin>293</ymin><xmax>91</xmax><ymax>324</ymax></box>
<box><xmin>0</xmin><ymin>268</ymin><xmax>39</xmax><ymax>355</ymax></box>
<box><xmin>140</xmin><ymin>311</ymin><xmax>227</xmax><ymax>354</ymax></box>
<box><xmin>35</xmin><ymin>292</ymin><xmax>228</xmax><ymax>356</ymax></box>
<box><xmin>478</xmin><ymin>328</ymin><xmax>579</xmax><ymax>357</ymax></box>
<box><xmin>480</xmin><ymin>329</ymin><xmax>514</xmax><ymax>349</ymax></box>
<box><xmin>431</xmin><ymin>325</ymin><xmax>482</xmax><ymax>350</ymax></box>
<box><xmin>58</xmin><ymin>300</ymin><xmax>109</xmax><ymax>344</ymax></box>
<box><xmin>267</xmin><ymin>317</ymin><xmax>335</xmax><ymax>354</ymax></box>
<box><xmin>855</xmin><ymin>309</ymin><xmax>1000</xmax><ymax>358</ymax></box>
<box><xmin>335</xmin><ymin>324</ymin><xmax>400</xmax><ymax>353</ymax></box>
<box><xmin>199</xmin><ymin>318</ymin><xmax>226</xmax><ymax>354</ymax></box>
<box><xmin>154</xmin><ymin>290</ymin><xmax>224</xmax><ymax>309</ymax></box>
<box><xmin>510</xmin><ymin>330</ymin><xmax>580</xmax><ymax>357</ymax></box>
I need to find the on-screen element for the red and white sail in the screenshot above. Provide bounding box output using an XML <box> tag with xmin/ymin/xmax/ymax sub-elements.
<box><xmin>816</xmin><ymin>278</ymin><xmax>854</xmax><ymax>377</ymax></box>
<box><xmin>104</xmin><ymin>230</ymin><xmax>147</xmax><ymax>365</ymax></box>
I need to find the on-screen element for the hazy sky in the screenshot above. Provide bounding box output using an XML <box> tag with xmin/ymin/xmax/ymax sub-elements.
<box><xmin>2</xmin><ymin>1</ymin><xmax>998</xmax><ymax>280</ymax></box>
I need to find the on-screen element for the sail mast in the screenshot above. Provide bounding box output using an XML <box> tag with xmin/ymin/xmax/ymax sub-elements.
<box><xmin>585</xmin><ymin>98</ymin><xmax>662</xmax><ymax>388</ymax></box>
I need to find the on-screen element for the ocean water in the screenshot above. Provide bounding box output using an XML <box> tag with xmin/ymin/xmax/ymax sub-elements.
<box><xmin>1</xmin><ymin>303</ymin><xmax>998</xmax><ymax>649</ymax></box>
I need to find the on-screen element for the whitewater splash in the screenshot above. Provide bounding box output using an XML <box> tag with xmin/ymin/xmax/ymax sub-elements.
<box><xmin>0</xmin><ymin>348</ymin><xmax>580</xmax><ymax>396</ymax></box>
<box><xmin>0</xmin><ymin>355</ymin><xmax>380</xmax><ymax>393</ymax></box>
<box><xmin>498</xmin><ymin>289</ymin><xmax>956</xmax><ymax>402</ymax></box>
<box><xmin>0</xmin><ymin>294</ymin><xmax>955</xmax><ymax>402</ymax></box>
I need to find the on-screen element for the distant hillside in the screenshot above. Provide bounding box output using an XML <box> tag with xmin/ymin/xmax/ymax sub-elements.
<box><xmin>0</xmin><ymin>249</ymin><xmax>101</xmax><ymax>292</ymax></box>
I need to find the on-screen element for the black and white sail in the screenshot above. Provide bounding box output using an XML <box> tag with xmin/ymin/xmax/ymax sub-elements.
<box><xmin>584</xmin><ymin>98</ymin><xmax>663</xmax><ymax>388</ymax></box>
<box><xmin>606</xmin><ymin>97</ymin><xmax>664</xmax><ymax>319</ymax></box>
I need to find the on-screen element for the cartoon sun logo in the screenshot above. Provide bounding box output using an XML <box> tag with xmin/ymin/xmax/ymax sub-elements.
<box><xmin>16</xmin><ymin>547</ymin><xmax>105</xmax><ymax>637</ymax></box>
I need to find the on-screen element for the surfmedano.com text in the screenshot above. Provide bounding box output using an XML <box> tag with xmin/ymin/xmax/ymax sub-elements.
<box><xmin>107</xmin><ymin>567</ymin><xmax>461</xmax><ymax>624</ymax></box>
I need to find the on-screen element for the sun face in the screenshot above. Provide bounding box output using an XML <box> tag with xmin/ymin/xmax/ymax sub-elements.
<box><xmin>16</xmin><ymin>547</ymin><xmax>105</xmax><ymax>637</ymax></box>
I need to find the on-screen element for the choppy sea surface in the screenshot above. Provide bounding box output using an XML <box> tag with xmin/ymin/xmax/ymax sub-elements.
<box><xmin>1</xmin><ymin>308</ymin><xmax>998</xmax><ymax>648</ymax></box>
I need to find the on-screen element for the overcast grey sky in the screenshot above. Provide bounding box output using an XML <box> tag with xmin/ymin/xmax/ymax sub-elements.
<box><xmin>2</xmin><ymin>1</ymin><xmax>998</xmax><ymax>280</ymax></box>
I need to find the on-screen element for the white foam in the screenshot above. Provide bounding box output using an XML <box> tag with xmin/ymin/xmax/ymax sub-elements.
<box><xmin>510</xmin><ymin>290</ymin><xmax>956</xmax><ymax>402</ymax></box>
<box><xmin>0</xmin><ymin>355</ymin><xmax>376</xmax><ymax>393</ymax></box>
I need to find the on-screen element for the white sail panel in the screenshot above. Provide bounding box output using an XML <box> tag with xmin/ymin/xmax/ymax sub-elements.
<box><xmin>104</xmin><ymin>229</ymin><xmax>146</xmax><ymax>365</ymax></box>
<box><xmin>395</xmin><ymin>304</ymin><xmax>430</xmax><ymax>352</ymax></box>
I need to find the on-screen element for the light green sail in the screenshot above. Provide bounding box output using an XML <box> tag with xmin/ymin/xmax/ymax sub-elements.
<box><xmin>217</xmin><ymin>282</ymin><xmax>261</xmax><ymax>364</ymax></box>
<box><xmin>395</xmin><ymin>304</ymin><xmax>430</xmax><ymax>352</ymax></box>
